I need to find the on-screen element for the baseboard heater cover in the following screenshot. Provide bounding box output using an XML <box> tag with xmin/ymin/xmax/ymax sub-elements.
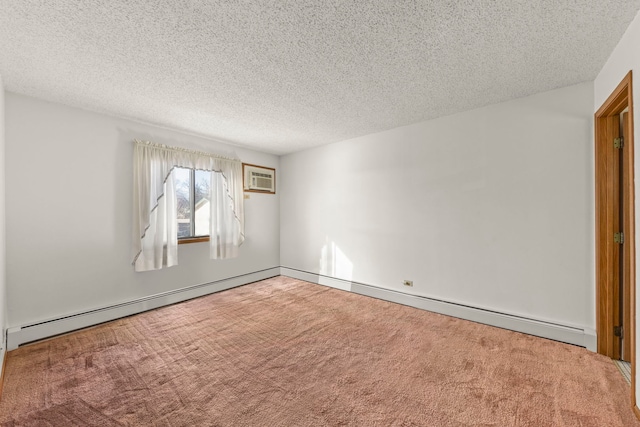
<box><xmin>6</xmin><ymin>267</ymin><xmax>280</xmax><ymax>351</ymax></box>
<box><xmin>279</xmin><ymin>267</ymin><xmax>596</xmax><ymax>351</ymax></box>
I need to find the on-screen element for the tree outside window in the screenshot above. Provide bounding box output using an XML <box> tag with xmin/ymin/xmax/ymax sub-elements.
<box><xmin>174</xmin><ymin>167</ymin><xmax>211</xmax><ymax>240</ymax></box>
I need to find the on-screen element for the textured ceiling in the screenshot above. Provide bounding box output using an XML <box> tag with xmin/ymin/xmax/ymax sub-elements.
<box><xmin>1</xmin><ymin>1</ymin><xmax>639</xmax><ymax>155</ymax></box>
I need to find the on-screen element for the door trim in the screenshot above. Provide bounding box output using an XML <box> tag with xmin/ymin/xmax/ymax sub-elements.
<box><xmin>595</xmin><ymin>71</ymin><xmax>636</xmax><ymax>408</ymax></box>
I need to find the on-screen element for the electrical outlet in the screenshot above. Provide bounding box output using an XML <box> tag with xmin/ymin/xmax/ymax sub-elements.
<box><xmin>403</xmin><ymin>280</ymin><xmax>413</xmax><ymax>287</ymax></box>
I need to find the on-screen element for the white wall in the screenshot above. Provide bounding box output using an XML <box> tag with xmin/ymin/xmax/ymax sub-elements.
<box><xmin>5</xmin><ymin>93</ymin><xmax>279</xmax><ymax>328</ymax></box>
<box><xmin>0</xmin><ymin>75</ymin><xmax>6</xmax><ymax>352</ymax></box>
<box><xmin>281</xmin><ymin>82</ymin><xmax>594</xmax><ymax>331</ymax></box>
<box><xmin>594</xmin><ymin>7</ymin><xmax>640</xmax><ymax>408</ymax></box>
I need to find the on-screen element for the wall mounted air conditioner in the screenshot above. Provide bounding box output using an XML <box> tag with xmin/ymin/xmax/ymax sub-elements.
<box><xmin>243</xmin><ymin>163</ymin><xmax>276</xmax><ymax>193</ymax></box>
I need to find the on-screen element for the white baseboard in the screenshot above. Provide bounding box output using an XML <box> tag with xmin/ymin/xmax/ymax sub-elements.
<box><xmin>6</xmin><ymin>267</ymin><xmax>280</xmax><ymax>351</ymax></box>
<box><xmin>583</xmin><ymin>328</ymin><xmax>597</xmax><ymax>352</ymax></box>
<box><xmin>6</xmin><ymin>267</ymin><xmax>597</xmax><ymax>353</ymax></box>
<box><xmin>279</xmin><ymin>268</ymin><xmax>352</xmax><ymax>291</ymax></box>
<box><xmin>280</xmin><ymin>267</ymin><xmax>594</xmax><ymax>350</ymax></box>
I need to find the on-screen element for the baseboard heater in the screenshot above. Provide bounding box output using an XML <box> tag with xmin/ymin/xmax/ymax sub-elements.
<box><xmin>7</xmin><ymin>267</ymin><xmax>596</xmax><ymax>352</ymax></box>
<box><xmin>279</xmin><ymin>267</ymin><xmax>597</xmax><ymax>352</ymax></box>
<box><xmin>6</xmin><ymin>267</ymin><xmax>280</xmax><ymax>350</ymax></box>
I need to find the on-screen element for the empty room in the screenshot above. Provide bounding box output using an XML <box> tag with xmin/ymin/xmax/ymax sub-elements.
<box><xmin>2</xmin><ymin>1</ymin><xmax>640</xmax><ymax>425</ymax></box>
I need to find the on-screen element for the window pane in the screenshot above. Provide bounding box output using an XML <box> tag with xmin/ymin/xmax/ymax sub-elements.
<box><xmin>174</xmin><ymin>167</ymin><xmax>191</xmax><ymax>238</ymax></box>
<box><xmin>194</xmin><ymin>170</ymin><xmax>211</xmax><ymax>236</ymax></box>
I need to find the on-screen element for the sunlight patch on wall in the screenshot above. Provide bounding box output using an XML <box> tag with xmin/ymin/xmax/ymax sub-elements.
<box><xmin>320</xmin><ymin>238</ymin><xmax>353</xmax><ymax>281</ymax></box>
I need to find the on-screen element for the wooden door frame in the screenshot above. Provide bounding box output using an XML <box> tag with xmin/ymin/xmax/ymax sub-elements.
<box><xmin>595</xmin><ymin>71</ymin><xmax>636</xmax><ymax>411</ymax></box>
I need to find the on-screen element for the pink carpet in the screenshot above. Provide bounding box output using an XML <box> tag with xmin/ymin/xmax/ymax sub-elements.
<box><xmin>0</xmin><ymin>276</ymin><xmax>637</xmax><ymax>426</ymax></box>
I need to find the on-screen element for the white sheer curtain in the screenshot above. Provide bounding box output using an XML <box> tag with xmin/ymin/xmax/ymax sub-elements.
<box><xmin>132</xmin><ymin>140</ymin><xmax>244</xmax><ymax>272</ymax></box>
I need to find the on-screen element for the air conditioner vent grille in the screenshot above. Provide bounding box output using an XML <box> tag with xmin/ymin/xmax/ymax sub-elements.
<box><xmin>243</xmin><ymin>164</ymin><xmax>276</xmax><ymax>193</ymax></box>
<box><xmin>254</xmin><ymin>176</ymin><xmax>273</xmax><ymax>189</ymax></box>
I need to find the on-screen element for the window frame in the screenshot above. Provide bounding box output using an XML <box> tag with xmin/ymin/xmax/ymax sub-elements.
<box><xmin>178</xmin><ymin>236</ymin><xmax>209</xmax><ymax>245</ymax></box>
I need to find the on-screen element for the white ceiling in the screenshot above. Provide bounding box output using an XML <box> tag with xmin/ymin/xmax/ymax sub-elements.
<box><xmin>1</xmin><ymin>1</ymin><xmax>639</xmax><ymax>155</ymax></box>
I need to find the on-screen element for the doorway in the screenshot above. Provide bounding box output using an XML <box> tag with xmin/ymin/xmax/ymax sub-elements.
<box><xmin>595</xmin><ymin>71</ymin><xmax>635</xmax><ymax>401</ymax></box>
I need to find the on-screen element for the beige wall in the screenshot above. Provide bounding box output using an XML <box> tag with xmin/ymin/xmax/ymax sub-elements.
<box><xmin>0</xmin><ymin>74</ymin><xmax>6</xmax><ymax>353</ymax></box>
<box><xmin>281</xmin><ymin>82</ymin><xmax>594</xmax><ymax>335</ymax></box>
<box><xmin>4</xmin><ymin>93</ymin><xmax>280</xmax><ymax>328</ymax></box>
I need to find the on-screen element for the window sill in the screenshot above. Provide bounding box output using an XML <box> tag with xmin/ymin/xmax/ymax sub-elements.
<box><xmin>178</xmin><ymin>237</ymin><xmax>210</xmax><ymax>245</ymax></box>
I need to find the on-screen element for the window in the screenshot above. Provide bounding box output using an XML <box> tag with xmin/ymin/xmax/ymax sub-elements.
<box><xmin>133</xmin><ymin>140</ymin><xmax>245</xmax><ymax>271</ymax></box>
<box><xmin>174</xmin><ymin>167</ymin><xmax>212</xmax><ymax>243</ymax></box>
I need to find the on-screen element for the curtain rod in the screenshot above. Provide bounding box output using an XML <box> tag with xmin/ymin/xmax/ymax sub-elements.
<box><xmin>134</xmin><ymin>139</ymin><xmax>240</xmax><ymax>162</ymax></box>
